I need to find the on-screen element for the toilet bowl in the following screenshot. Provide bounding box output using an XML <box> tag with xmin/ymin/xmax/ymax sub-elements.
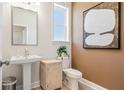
<box><xmin>62</xmin><ymin>57</ymin><xmax>82</xmax><ymax>90</ymax></box>
<box><xmin>63</xmin><ymin>68</ymin><xmax>82</xmax><ymax>90</ymax></box>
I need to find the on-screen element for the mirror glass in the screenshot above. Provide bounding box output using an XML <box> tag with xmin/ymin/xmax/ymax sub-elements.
<box><xmin>12</xmin><ymin>7</ymin><xmax>38</xmax><ymax>45</ymax></box>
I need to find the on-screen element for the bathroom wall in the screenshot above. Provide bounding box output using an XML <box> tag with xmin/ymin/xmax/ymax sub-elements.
<box><xmin>0</xmin><ymin>4</ymin><xmax>2</xmax><ymax>58</ymax></box>
<box><xmin>1</xmin><ymin>2</ymin><xmax>71</xmax><ymax>88</ymax></box>
<box><xmin>72</xmin><ymin>2</ymin><xmax>124</xmax><ymax>89</ymax></box>
<box><xmin>0</xmin><ymin>3</ymin><xmax>3</xmax><ymax>90</ymax></box>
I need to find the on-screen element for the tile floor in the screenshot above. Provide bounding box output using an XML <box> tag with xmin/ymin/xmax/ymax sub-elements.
<box><xmin>32</xmin><ymin>84</ymin><xmax>70</xmax><ymax>90</ymax></box>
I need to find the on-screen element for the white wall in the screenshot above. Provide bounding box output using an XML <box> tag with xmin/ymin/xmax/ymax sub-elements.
<box><xmin>1</xmin><ymin>2</ymin><xmax>72</xmax><ymax>88</ymax></box>
<box><xmin>0</xmin><ymin>3</ymin><xmax>2</xmax><ymax>58</ymax></box>
<box><xmin>0</xmin><ymin>3</ymin><xmax>3</xmax><ymax>90</ymax></box>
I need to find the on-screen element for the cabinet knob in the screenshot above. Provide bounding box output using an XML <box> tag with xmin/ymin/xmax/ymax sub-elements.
<box><xmin>0</xmin><ymin>60</ymin><xmax>10</xmax><ymax>67</ymax></box>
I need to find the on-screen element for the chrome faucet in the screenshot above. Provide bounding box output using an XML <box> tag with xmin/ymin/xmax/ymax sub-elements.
<box><xmin>24</xmin><ymin>48</ymin><xmax>29</xmax><ymax>57</ymax></box>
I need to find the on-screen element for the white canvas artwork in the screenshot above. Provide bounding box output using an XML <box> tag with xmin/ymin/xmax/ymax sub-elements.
<box><xmin>83</xmin><ymin>2</ymin><xmax>120</xmax><ymax>49</ymax></box>
<box><xmin>84</xmin><ymin>9</ymin><xmax>115</xmax><ymax>46</ymax></box>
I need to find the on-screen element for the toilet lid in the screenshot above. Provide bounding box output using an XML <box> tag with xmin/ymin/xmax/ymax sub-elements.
<box><xmin>64</xmin><ymin>68</ymin><xmax>82</xmax><ymax>78</ymax></box>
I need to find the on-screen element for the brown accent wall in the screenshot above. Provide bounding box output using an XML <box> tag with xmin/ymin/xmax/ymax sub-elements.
<box><xmin>72</xmin><ymin>2</ymin><xmax>124</xmax><ymax>89</ymax></box>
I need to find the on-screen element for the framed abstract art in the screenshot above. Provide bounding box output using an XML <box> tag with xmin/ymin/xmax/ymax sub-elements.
<box><xmin>83</xmin><ymin>2</ymin><xmax>121</xmax><ymax>49</ymax></box>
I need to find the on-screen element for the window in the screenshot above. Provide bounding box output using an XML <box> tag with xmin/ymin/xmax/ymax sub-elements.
<box><xmin>53</xmin><ymin>3</ymin><xmax>69</xmax><ymax>42</ymax></box>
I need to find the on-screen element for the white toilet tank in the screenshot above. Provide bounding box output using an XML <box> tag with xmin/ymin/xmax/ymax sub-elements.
<box><xmin>62</xmin><ymin>57</ymin><xmax>70</xmax><ymax>69</ymax></box>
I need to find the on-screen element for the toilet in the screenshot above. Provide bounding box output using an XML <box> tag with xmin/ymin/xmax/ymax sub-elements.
<box><xmin>62</xmin><ymin>57</ymin><xmax>82</xmax><ymax>90</ymax></box>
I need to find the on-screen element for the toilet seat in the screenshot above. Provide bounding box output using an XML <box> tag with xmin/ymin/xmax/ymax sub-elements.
<box><xmin>63</xmin><ymin>68</ymin><xmax>82</xmax><ymax>78</ymax></box>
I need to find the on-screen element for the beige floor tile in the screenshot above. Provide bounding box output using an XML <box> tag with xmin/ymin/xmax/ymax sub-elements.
<box><xmin>32</xmin><ymin>84</ymin><xmax>70</xmax><ymax>90</ymax></box>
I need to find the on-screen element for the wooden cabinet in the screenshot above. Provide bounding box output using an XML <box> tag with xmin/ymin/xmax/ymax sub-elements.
<box><xmin>40</xmin><ymin>60</ymin><xmax>62</xmax><ymax>90</ymax></box>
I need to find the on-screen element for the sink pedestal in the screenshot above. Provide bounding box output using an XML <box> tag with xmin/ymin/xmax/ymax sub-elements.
<box><xmin>10</xmin><ymin>55</ymin><xmax>42</xmax><ymax>90</ymax></box>
<box><xmin>22</xmin><ymin>64</ymin><xmax>31</xmax><ymax>90</ymax></box>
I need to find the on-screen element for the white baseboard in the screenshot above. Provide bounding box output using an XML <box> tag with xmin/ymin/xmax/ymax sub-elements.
<box><xmin>78</xmin><ymin>78</ymin><xmax>107</xmax><ymax>90</ymax></box>
<box><xmin>17</xmin><ymin>81</ymin><xmax>40</xmax><ymax>90</ymax></box>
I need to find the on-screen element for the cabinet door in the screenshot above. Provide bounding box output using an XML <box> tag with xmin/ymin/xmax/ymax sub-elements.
<box><xmin>47</xmin><ymin>63</ymin><xmax>62</xmax><ymax>89</ymax></box>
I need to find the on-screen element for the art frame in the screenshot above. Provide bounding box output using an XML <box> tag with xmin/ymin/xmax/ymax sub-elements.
<box><xmin>83</xmin><ymin>2</ymin><xmax>121</xmax><ymax>49</ymax></box>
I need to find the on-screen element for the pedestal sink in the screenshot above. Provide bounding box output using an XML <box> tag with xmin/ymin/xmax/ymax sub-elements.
<box><xmin>10</xmin><ymin>55</ymin><xmax>42</xmax><ymax>90</ymax></box>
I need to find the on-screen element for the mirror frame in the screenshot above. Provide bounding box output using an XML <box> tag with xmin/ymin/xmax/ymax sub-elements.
<box><xmin>11</xmin><ymin>6</ymin><xmax>38</xmax><ymax>46</ymax></box>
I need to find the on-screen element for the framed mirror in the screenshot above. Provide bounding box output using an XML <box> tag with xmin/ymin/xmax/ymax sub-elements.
<box><xmin>12</xmin><ymin>7</ymin><xmax>38</xmax><ymax>45</ymax></box>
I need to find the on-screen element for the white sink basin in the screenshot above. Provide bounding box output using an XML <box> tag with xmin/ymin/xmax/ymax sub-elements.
<box><xmin>10</xmin><ymin>55</ymin><xmax>42</xmax><ymax>64</ymax></box>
